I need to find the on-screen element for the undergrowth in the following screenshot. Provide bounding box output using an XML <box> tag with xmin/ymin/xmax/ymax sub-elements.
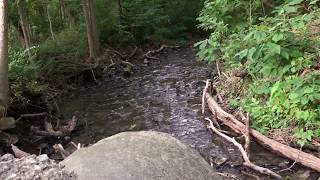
<box><xmin>196</xmin><ymin>0</ymin><xmax>320</xmax><ymax>145</ymax></box>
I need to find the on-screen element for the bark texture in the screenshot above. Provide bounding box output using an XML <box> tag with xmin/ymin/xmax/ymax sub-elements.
<box><xmin>0</xmin><ymin>0</ymin><xmax>8</xmax><ymax>117</ymax></box>
<box><xmin>82</xmin><ymin>0</ymin><xmax>100</xmax><ymax>60</ymax></box>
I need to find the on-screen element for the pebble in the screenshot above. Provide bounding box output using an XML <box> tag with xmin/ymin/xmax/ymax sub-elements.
<box><xmin>0</xmin><ymin>154</ymin><xmax>76</xmax><ymax>180</ymax></box>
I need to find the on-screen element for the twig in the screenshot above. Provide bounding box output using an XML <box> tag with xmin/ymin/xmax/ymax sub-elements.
<box><xmin>127</xmin><ymin>46</ymin><xmax>138</xmax><ymax>60</ymax></box>
<box><xmin>222</xmin><ymin>72</ymin><xmax>230</xmax><ymax>80</ymax></box>
<box><xmin>202</xmin><ymin>79</ymin><xmax>212</xmax><ymax>114</ymax></box>
<box><xmin>121</xmin><ymin>61</ymin><xmax>135</xmax><ymax>67</ymax></box>
<box><xmin>278</xmin><ymin>146</ymin><xmax>302</xmax><ymax>172</ymax></box>
<box><xmin>214</xmin><ymin>86</ymin><xmax>224</xmax><ymax>105</ymax></box>
<box><xmin>16</xmin><ymin>113</ymin><xmax>49</xmax><ymax>122</ymax></box>
<box><xmin>91</xmin><ymin>68</ymin><xmax>97</xmax><ymax>82</ymax></box>
<box><xmin>216</xmin><ymin>59</ymin><xmax>221</xmax><ymax>77</ymax></box>
<box><xmin>240</xmin><ymin>112</ymin><xmax>251</xmax><ymax>156</ymax></box>
<box><xmin>205</xmin><ymin>117</ymin><xmax>220</xmax><ymax>129</ymax></box>
<box><xmin>205</xmin><ymin>118</ymin><xmax>282</xmax><ymax>180</ymax></box>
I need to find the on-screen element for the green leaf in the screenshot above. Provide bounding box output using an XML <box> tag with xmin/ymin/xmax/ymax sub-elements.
<box><xmin>281</xmin><ymin>50</ymin><xmax>290</xmax><ymax>60</ymax></box>
<box><xmin>272</xmin><ymin>33</ymin><xmax>284</xmax><ymax>42</ymax></box>
<box><xmin>287</xmin><ymin>0</ymin><xmax>304</xmax><ymax>6</ymax></box>
<box><xmin>267</xmin><ymin>43</ymin><xmax>281</xmax><ymax>55</ymax></box>
<box><xmin>235</xmin><ymin>49</ymin><xmax>248</xmax><ymax>60</ymax></box>
<box><xmin>289</xmin><ymin>93</ymin><xmax>299</xmax><ymax>100</ymax></box>
<box><xmin>247</xmin><ymin>47</ymin><xmax>257</xmax><ymax>61</ymax></box>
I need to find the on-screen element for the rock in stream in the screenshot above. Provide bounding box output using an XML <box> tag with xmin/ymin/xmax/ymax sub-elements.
<box><xmin>62</xmin><ymin>131</ymin><xmax>222</xmax><ymax>180</ymax></box>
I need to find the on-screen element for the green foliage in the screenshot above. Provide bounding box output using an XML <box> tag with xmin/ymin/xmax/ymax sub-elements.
<box><xmin>122</xmin><ymin>0</ymin><xmax>204</xmax><ymax>43</ymax></box>
<box><xmin>197</xmin><ymin>0</ymin><xmax>320</xmax><ymax>145</ymax></box>
<box><xmin>36</xmin><ymin>27</ymin><xmax>87</xmax><ymax>77</ymax></box>
<box><xmin>9</xmin><ymin>47</ymin><xmax>38</xmax><ymax>80</ymax></box>
<box><xmin>37</xmin><ymin>27</ymin><xmax>87</xmax><ymax>60</ymax></box>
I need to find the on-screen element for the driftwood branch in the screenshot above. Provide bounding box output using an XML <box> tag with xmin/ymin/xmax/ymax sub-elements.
<box><xmin>206</xmin><ymin>118</ymin><xmax>282</xmax><ymax>179</ymax></box>
<box><xmin>205</xmin><ymin>92</ymin><xmax>320</xmax><ymax>172</ymax></box>
<box><xmin>144</xmin><ymin>45</ymin><xmax>179</xmax><ymax>60</ymax></box>
<box><xmin>31</xmin><ymin>116</ymin><xmax>77</xmax><ymax>138</ymax></box>
<box><xmin>53</xmin><ymin>141</ymin><xmax>80</xmax><ymax>159</ymax></box>
<box><xmin>109</xmin><ymin>47</ymin><xmax>138</xmax><ymax>61</ymax></box>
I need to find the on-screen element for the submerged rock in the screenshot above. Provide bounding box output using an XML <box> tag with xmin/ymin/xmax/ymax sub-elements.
<box><xmin>62</xmin><ymin>131</ymin><xmax>222</xmax><ymax>180</ymax></box>
<box><xmin>0</xmin><ymin>154</ymin><xmax>76</xmax><ymax>180</ymax></box>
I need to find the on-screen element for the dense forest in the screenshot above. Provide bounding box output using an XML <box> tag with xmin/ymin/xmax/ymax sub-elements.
<box><xmin>0</xmin><ymin>0</ymin><xmax>320</xmax><ymax>179</ymax></box>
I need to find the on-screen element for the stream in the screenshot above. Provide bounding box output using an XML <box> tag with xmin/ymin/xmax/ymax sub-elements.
<box><xmin>61</xmin><ymin>47</ymin><xmax>319</xmax><ymax>180</ymax></box>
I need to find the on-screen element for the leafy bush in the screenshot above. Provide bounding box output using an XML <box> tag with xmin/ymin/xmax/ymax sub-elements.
<box><xmin>121</xmin><ymin>0</ymin><xmax>204</xmax><ymax>43</ymax></box>
<box><xmin>36</xmin><ymin>27</ymin><xmax>88</xmax><ymax>78</ymax></box>
<box><xmin>37</xmin><ymin>27</ymin><xmax>87</xmax><ymax>61</ymax></box>
<box><xmin>9</xmin><ymin>47</ymin><xmax>38</xmax><ymax>80</ymax></box>
<box><xmin>196</xmin><ymin>0</ymin><xmax>320</xmax><ymax>145</ymax></box>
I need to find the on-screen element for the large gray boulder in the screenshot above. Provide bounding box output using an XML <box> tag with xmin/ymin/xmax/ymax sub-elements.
<box><xmin>62</xmin><ymin>131</ymin><xmax>222</xmax><ymax>180</ymax></box>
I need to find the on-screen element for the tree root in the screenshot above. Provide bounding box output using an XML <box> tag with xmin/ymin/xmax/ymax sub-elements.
<box><xmin>206</xmin><ymin>118</ymin><xmax>282</xmax><ymax>179</ymax></box>
<box><xmin>31</xmin><ymin>116</ymin><xmax>77</xmax><ymax>138</ymax></box>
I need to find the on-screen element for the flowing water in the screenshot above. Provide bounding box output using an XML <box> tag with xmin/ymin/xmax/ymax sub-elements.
<box><xmin>61</xmin><ymin>47</ymin><xmax>319</xmax><ymax>179</ymax></box>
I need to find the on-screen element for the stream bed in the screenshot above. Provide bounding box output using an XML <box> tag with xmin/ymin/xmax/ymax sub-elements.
<box><xmin>61</xmin><ymin>47</ymin><xmax>319</xmax><ymax>180</ymax></box>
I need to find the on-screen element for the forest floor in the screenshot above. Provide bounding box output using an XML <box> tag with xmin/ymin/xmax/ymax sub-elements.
<box><xmin>3</xmin><ymin>46</ymin><xmax>320</xmax><ymax>179</ymax></box>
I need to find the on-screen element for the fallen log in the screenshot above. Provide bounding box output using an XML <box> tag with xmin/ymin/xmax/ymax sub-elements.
<box><xmin>205</xmin><ymin>93</ymin><xmax>320</xmax><ymax>172</ymax></box>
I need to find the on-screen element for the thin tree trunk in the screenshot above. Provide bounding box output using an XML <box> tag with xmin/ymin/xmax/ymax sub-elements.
<box><xmin>47</xmin><ymin>5</ymin><xmax>54</xmax><ymax>39</ymax></box>
<box><xmin>0</xmin><ymin>0</ymin><xmax>8</xmax><ymax>117</ymax></box>
<box><xmin>118</xmin><ymin>0</ymin><xmax>123</xmax><ymax>17</ymax></box>
<box><xmin>60</xmin><ymin>0</ymin><xmax>75</xmax><ymax>28</ymax></box>
<box><xmin>16</xmin><ymin>0</ymin><xmax>32</xmax><ymax>49</ymax></box>
<box><xmin>82</xmin><ymin>0</ymin><xmax>100</xmax><ymax>60</ymax></box>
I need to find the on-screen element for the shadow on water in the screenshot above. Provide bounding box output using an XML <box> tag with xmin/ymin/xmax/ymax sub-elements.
<box><xmin>61</xmin><ymin>47</ymin><xmax>319</xmax><ymax>180</ymax></box>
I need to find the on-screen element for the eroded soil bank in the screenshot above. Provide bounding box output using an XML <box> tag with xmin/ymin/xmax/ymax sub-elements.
<box><xmin>61</xmin><ymin>47</ymin><xmax>319</xmax><ymax>179</ymax></box>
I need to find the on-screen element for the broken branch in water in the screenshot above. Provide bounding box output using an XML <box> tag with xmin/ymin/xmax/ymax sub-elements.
<box><xmin>204</xmin><ymin>92</ymin><xmax>320</xmax><ymax>172</ymax></box>
<box><xmin>53</xmin><ymin>141</ymin><xmax>80</xmax><ymax>159</ymax></box>
<box><xmin>205</xmin><ymin>118</ymin><xmax>282</xmax><ymax>180</ymax></box>
<box><xmin>144</xmin><ymin>45</ymin><xmax>179</xmax><ymax>60</ymax></box>
<box><xmin>31</xmin><ymin>116</ymin><xmax>77</xmax><ymax>138</ymax></box>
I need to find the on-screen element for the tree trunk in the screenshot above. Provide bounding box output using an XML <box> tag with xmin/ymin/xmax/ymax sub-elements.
<box><xmin>16</xmin><ymin>0</ymin><xmax>32</xmax><ymax>49</ymax></box>
<box><xmin>60</xmin><ymin>0</ymin><xmax>75</xmax><ymax>28</ymax></box>
<box><xmin>0</xmin><ymin>0</ymin><xmax>8</xmax><ymax>117</ymax></box>
<box><xmin>46</xmin><ymin>5</ymin><xmax>54</xmax><ymax>39</ymax></box>
<box><xmin>118</xmin><ymin>0</ymin><xmax>123</xmax><ymax>17</ymax></box>
<box><xmin>81</xmin><ymin>0</ymin><xmax>100</xmax><ymax>60</ymax></box>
